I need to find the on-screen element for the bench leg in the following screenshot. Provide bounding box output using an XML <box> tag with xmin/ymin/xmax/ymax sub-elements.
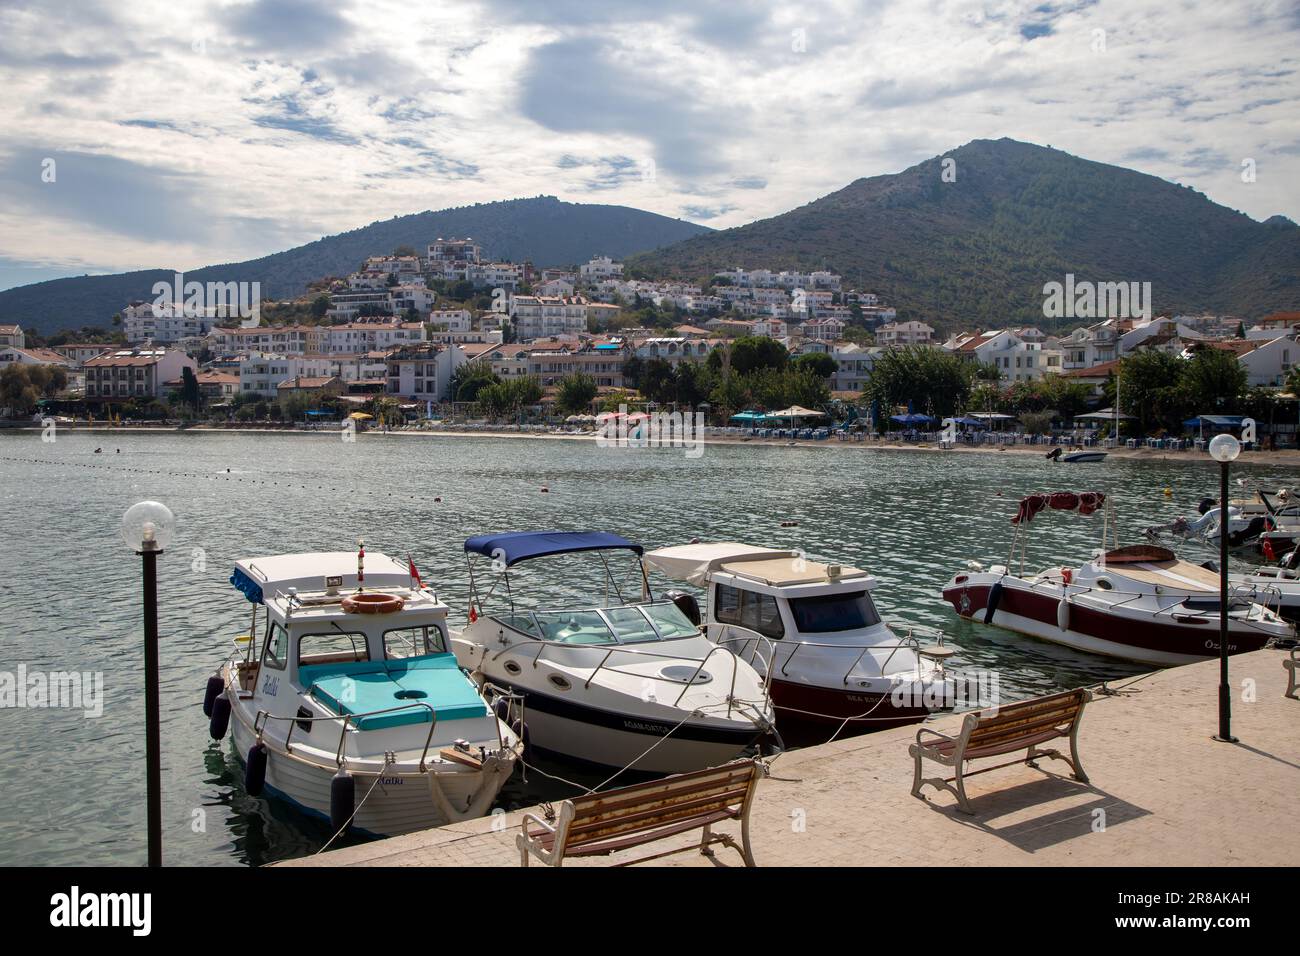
<box><xmin>952</xmin><ymin>766</ymin><xmax>975</xmax><ymax>815</ymax></box>
<box><xmin>911</xmin><ymin>749</ymin><xmax>924</xmax><ymax>799</ymax></box>
<box><xmin>739</xmin><ymin>814</ymin><xmax>756</xmax><ymax>867</ymax></box>
<box><xmin>520</xmin><ymin>845</ymin><xmax>529</xmax><ymax>867</ymax></box>
<box><xmin>699</xmin><ymin>823</ymin><xmax>714</xmax><ymax>857</ymax></box>
<box><xmin>1286</xmin><ymin>664</ymin><xmax>1298</xmax><ymax>701</ymax></box>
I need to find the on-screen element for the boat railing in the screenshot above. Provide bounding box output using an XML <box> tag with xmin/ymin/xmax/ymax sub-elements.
<box><xmin>710</xmin><ymin>621</ymin><xmax>939</xmax><ymax>686</ymax></box>
<box><xmin>486</xmin><ymin>630</ymin><xmax>769</xmax><ymax>719</ymax></box>
<box><xmin>1021</xmin><ymin>569</ymin><xmax>1276</xmax><ymax>615</ymax></box>
<box><xmin>255</xmin><ymin>701</ymin><xmax>439</xmax><ymax>771</ymax></box>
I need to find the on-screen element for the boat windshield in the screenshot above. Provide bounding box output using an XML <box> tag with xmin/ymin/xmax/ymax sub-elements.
<box><xmin>788</xmin><ymin>591</ymin><xmax>882</xmax><ymax>633</ymax></box>
<box><xmin>496</xmin><ymin>602</ymin><xmax>699</xmax><ymax>645</ymax></box>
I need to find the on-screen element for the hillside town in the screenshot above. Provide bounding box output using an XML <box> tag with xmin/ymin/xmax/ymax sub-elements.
<box><xmin>3</xmin><ymin>238</ymin><xmax>1299</xmax><ymax>443</ymax></box>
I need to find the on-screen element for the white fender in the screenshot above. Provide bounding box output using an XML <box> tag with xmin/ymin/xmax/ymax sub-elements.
<box><xmin>1057</xmin><ymin>595</ymin><xmax>1071</xmax><ymax>632</ymax></box>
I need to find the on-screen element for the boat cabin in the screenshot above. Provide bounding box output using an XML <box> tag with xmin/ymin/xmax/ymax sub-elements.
<box><xmin>230</xmin><ymin>552</ymin><xmax>488</xmax><ymax>731</ymax></box>
<box><xmin>645</xmin><ymin>542</ymin><xmax>886</xmax><ymax>643</ymax></box>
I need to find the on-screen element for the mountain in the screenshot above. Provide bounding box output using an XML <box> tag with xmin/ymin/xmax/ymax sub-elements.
<box><xmin>3</xmin><ymin>196</ymin><xmax>711</xmax><ymax>334</ymax></box>
<box><xmin>629</xmin><ymin>138</ymin><xmax>1300</xmax><ymax>331</ymax></box>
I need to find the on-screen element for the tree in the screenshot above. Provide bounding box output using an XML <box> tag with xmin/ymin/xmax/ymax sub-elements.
<box><xmin>866</xmin><ymin>346</ymin><xmax>975</xmax><ymax>419</ymax></box>
<box><xmin>707</xmin><ymin>336</ymin><xmax>788</xmax><ymax>375</ymax></box>
<box><xmin>310</xmin><ymin>295</ymin><xmax>331</xmax><ymax>319</ymax></box>
<box><xmin>1106</xmin><ymin>350</ymin><xmax>1188</xmax><ymax>434</ymax></box>
<box><xmin>180</xmin><ymin>366</ymin><xmax>201</xmax><ymax>412</ymax></box>
<box><xmin>451</xmin><ymin>363</ymin><xmax>499</xmax><ymax>403</ymax></box>
<box><xmin>1182</xmin><ymin>346</ymin><xmax>1248</xmax><ymax>413</ymax></box>
<box><xmin>792</xmin><ymin>352</ymin><xmax>838</xmax><ymax>379</ymax></box>
<box><xmin>556</xmin><ymin>373</ymin><xmax>598</xmax><ymax>415</ymax></box>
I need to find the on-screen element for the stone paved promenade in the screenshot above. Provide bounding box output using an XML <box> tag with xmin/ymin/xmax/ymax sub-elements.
<box><xmin>281</xmin><ymin>647</ymin><xmax>1298</xmax><ymax>867</ymax></box>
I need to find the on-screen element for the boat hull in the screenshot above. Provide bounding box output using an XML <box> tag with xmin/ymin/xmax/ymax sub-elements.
<box><xmin>493</xmin><ymin>681</ymin><xmax>763</xmax><ymax>774</ymax></box>
<box><xmin>228</xmin><ymin>691</ymin><xmax>514</xmax><ymax>838</ymax></box>
<box><xmin>767</xmin><ymin>678</ymin><xmax>931</xmax><ymax>746</ymax></box>
<box><xmin>942</xmin><ymin>579</ymin><xmax>1273</xmax><ymax>667</ymax></box>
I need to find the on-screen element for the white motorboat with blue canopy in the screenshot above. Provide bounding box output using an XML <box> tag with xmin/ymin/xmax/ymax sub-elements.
<box><xmin>207</xmin><ymin>546</ymin><xmax>520</xmax><ymax>839</ymax></box>
<box><xmin>451</xmin><ymin>531</ymin><xmax>776</xmax><ymax>776</ymax></box>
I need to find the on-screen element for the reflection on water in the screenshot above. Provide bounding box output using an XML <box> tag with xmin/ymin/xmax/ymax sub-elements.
<box><xmin>1</xmin><ymin>430</ymin><xmax>1292</xmax><ymax>865</ymax></box>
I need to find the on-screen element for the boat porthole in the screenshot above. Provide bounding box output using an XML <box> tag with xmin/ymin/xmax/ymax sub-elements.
<box><xmin>548</xmin><ymin>674</ymin><xmax>572</xmax><ymax>690</ymax></box>
<box><xmin>1096</xmin><ymin>578</ymin><xmax>1113</xmax><ymax>590</ymax></box>
<box><xmin>504</xmin><ymin>660</ymin><xmax>521</xmax><ymax>676</ymax></box>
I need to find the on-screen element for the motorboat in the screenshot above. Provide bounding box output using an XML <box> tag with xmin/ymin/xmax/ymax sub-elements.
<box><xmin>1231</xmin><ymin>549</ymin><xmax>1300</xmax><ymax>625</ymax></box>
<box><xmin>207</xmin><ymin>548</ymin><xmax>520</xmax><ymax>838</ymax></box>
<box><xmin>1062</xmin><ymin>450</ymin><xmax>1107</xmax><ymax>463</ymax></box>
<box><xmin>1145</xmin><ymin>500</ymin><xmax>1270</xmax><ymax>552</ymax></box>
<box><xmin>942</xmin><ymin>491</ymin><xmax>1292</xmax><ymax>666</ymax></box>
<box><xmin>644</xmin><ymin>542</ymin><xmax>961</xmax><ymax>745</ymax></box>
<box><xmin>451</xmin><ymin>531</ymin><xmax>775</xmax><ymax>775</ymax></box>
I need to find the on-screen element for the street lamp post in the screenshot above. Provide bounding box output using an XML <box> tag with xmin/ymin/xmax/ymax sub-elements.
<box><xmin>121</xmin><ymin>500</ymin><xmax>175</xmax><ymax>866</ymax></box>
<box><xmin>1207</xmin><ymin>434</ymin><xmax>1241</xmax><ymax>743</ymax></box>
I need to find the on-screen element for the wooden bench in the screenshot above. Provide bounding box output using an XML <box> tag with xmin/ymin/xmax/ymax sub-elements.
<box><xmin>910</xmin><ymin>688</ymin><xmax>1091</xmax><ymax>814</ymax></box>
<box><xmin>517</xmin><ymin>760</ymin><xmax>760</xmax><ymax>867</ymax></box>
<box><xmin>1285</xmin><ymin>648</ymin><xmax>1299</xmax><ymax>700</ymax></box>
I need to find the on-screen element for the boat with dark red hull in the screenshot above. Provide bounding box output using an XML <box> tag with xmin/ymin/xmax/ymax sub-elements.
<box><xmin>942</xmin><ymin>491</ymin><xmax>1292</xmax><ymax>667</ymax></box>
<box><xmin>646</xmin><ymin>543</ymin><xmax>962</xmax><ymax>745</ymax></box>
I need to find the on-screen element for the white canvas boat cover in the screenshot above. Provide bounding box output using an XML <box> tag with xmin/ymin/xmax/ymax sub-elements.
<box><xmin>234</xmin><ymin>551</ymin><xmax>414</xmax><ymax>598</ymax></box>
<box><xmin>644</xmin><ymin>542</ymin><xmax>799</xmax><ymax>586</ymax></box>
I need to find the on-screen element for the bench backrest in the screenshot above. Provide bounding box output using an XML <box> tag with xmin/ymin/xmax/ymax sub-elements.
<box><xmin>965</xmin><ymin>689</ymin><xmax>1088</xmax><ymax>749</ymax></box>
<box><xmin>557</xmin><ymin>761</ymin><xmax>758</xmax><ymax>852</ymax></box>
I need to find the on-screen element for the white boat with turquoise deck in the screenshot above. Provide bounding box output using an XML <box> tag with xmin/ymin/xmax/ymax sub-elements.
<box><xmin>207</xmin><ymin>547</ymin><xmax>520</xmax><ymax>839</ymax></box>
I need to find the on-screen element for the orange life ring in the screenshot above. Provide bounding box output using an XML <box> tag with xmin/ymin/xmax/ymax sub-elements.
<box><xmin>341</xmin><ymin>592</ymin><xmax>406</xmax><ymax>614</ymax></box>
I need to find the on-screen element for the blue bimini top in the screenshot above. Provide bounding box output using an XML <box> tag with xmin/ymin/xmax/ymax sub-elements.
<box><xmin>463</xmin><ymin>530</ymin><xmax>643</xmax><ymax>568</ymax></box>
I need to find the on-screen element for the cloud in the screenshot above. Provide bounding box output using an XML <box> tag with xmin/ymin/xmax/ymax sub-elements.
<box><xmin>0</xmin><ymin>0</ymin><xmax>1298</xmax><ymax>289</ymax></box>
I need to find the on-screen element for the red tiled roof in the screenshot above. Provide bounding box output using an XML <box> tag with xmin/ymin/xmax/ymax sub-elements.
<box><xmin>1062</xmin><ymin>359</ymin><xmax>1121</xmax><ymax>378</ymax></box>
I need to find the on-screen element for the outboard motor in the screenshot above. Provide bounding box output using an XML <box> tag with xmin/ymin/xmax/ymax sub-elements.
<box><xmin>1282</xmin><ymin>549</ymin><xmax>1300</xmax><ymax>571</ymax></box>
<box><xmin>662</xmin><ymin>589</ymin><xmax>701</xmax><ymax>626</ymax></box>
<box><xmin>1045</xmin><ymin>447</ymin><xmax>1062</xmax><ymax>461</ymax></box>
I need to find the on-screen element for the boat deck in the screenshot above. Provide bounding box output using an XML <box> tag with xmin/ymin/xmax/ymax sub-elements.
<box><xmin>1109</xmin><ymin>559</ymin><xmax>1221</xmax><ymax>592</ymax></box>
<box><xmin>279</xmin><ymin>647</ymin><xmax>1298</xmax><ymax>867</ymax></box>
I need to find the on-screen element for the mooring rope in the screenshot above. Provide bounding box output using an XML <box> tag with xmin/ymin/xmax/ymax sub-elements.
<box><xmin>315</xmin><ymin>754</ymin><xmax>394</xmax><ymax>855</ymax></box>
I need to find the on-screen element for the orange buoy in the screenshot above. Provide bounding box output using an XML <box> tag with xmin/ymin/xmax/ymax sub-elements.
<box><xmin>341</xmin><ymin>593</ymin><xmax>405</xmax><ymax>614</ymax></box>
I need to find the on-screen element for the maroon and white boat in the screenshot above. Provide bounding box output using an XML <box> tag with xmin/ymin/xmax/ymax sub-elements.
<box><xmin>645</xmin><ymin>543</ymin><xmax>960</xmax><ymax>745</ymax></box>
<box><xmin>942</xmin><ymin>490</ymin><xmax>1292</xmax><ymax>667</ymax></box>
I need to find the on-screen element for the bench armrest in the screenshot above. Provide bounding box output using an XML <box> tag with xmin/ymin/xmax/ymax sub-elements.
<box><xmin>519</xmin><ymin>811</ymin><xmax>556</xmax><ymax>840</ymax></box>
<box><xmin>915</xmin><ymin>727</ymin><xmax>955</xmax><ymax>747</ymax></box>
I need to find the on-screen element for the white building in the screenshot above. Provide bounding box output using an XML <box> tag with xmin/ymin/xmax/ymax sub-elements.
<box><xmin>386</xmin><ymin>344</ymin><xmax>465</xmax><ymax>402</ymax></box>
<box><xmin>429</xmin><ymin>309</ymin><xmax>472</xmax><ymax>332</ymax></box>
<box><xmin>580</xmin><ymin>256</ymin><xmax>624</xmax><ymax>281</ymax></box>
<box><xmin>122</xmin><ymin>300</ymin><xmax>220</xmax><ymax>344</ymax></box>
<box><xmin>0</xmin><ymin>324</ymin><xmax>24</xmax><ymax>348</ymax></box>
<box><xmin>1230</xmin><ymin>335</ymin><xmax>1298</xmax><ymax>387</ymax></box>
<box><xmin>239</xmin><ymin>354</ymin><xmax>337</xmax><ymax>397</ymax></box>
<box><xmin>509</xmin><ymin>296</ymin><xmax>590</xmax><ymax>341</ymax></box>
<box><xmin>83</xmin><ymin>348</ymin><xmax>196</xmax><ymax>402</ymax></box>
<box><xmin>875</xmin><ymin>321</ymin><xmax>934</xmax><ymax>347</ymax></box>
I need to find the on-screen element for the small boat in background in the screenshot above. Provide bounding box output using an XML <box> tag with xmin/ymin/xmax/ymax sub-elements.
<box><xmin>942</xmin><ymin>491</ymin><xmax>1291</xmax><ymax>666</ymax></box>
<box><xmin>1048</xmin><ymin>446</ymin><xmax>1107</xmax><ymax>463</ymax></box>
<box><xmin>209</xmin><ymin>547</ymin><xmax>520</xmax><ymax>838</ymax></box>
<box><xmin>1062</xmin><ymin>450</ymin><xmax>1107</xmax><ymax>463</ymax></box>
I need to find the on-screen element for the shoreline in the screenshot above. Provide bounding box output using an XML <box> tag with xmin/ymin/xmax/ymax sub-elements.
<box><xmin>6</xmin><ymin>423</ymin><xmax>1300</xmax><ymax>467</ymax></box>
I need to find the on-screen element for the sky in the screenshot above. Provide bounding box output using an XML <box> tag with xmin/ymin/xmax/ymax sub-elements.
<box><xmin>0</xmin><ymin>0</ymin><xmax>1298</xmax><ymax>291</ymax></box>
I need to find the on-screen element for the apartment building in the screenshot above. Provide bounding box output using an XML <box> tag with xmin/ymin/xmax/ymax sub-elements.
<box><xmin>83</xmin><ymin>348</ymin><xmax>196</xmax><ymax>402</ymax></box>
